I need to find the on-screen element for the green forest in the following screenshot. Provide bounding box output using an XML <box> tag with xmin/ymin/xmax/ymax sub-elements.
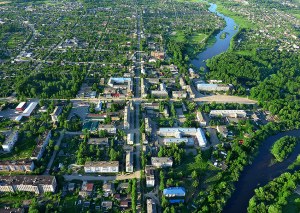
<box><xmin>271</xmin><ymin>136</ymin><xmax>298</xmax><ymax>162</ymax></box>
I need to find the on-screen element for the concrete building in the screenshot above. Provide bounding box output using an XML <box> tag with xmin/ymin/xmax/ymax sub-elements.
<box><xmin>172</xmin><ymin>91</ymin><xmax>187</xmax><ymax>99</ymax></box>
<box><xmin>124</xmin><ymin>104</ymin><xmax>130</xmax><ymax>129</ymax></box>
<box><xmin>196</xmin><ymin>83</ymin><xmax>230</xmax><ymax>92</ymax></box>
<box><xmin>51</xmin><ymin>106</ymin><xmax>63</xmax><ymax>122</ymax></box>
<box><xmin>16</xmin><ymin>102</ymin><xmax>26</xmax><ymax>111</ymax></box>
<box><xmin>107</xmin><ymin>77</ymin><xmax>133</xmax><ymax>96</ymax></box>
<box><xmin>2</xmin><ymin>130</ymin><xmax>18</xmax><ymax>152</ymax></box>
<box><xmin>158</xmin><ymin>128</ymin><xmax>207</xmax><ymax>147</ymax></box>
<box><xmin>163</xmin><ymin>138</ymin><xmax>194</xmax><ymax>146</ymax></box>
<box><xmin>217</xmin><ymin>125</ymin><xmax>228</xmax><ymax>138</ymax></box>
<box><xmin>98</xmin><ymin>124</ymin><xmax>116</xmax><ymax>134</ymax></box>
<box><xmin>151</xmin><ymin>83</ymin><xmax>168</xmax><ymax>98</ymax></box>
<box><xmin>147</xmin><ymin>199</ymin><xmax>157</xmax><ymax>213</ymax></box>
<box><xmin>0</xmin><ymin>175</ymin><xmax>56</xmax><ymax>194</ymax></box>
<box><xmin>127</xmin><ymin>133</ymin><xmax>134</xmax><ymax>145</ymax></box>
<box><xmin>145</xmin><ymin>118</ymin><xmax>152</xmax><ymax>133</ymax></box>
<box><xmin>151</xmin><ymin>157</ymin><xmax>173</xmax><ymax>168</ymax></box>
<box><xmin>145</xmin><ymin>166</ymin><xmax>155</xmax><ymax>187</ymax></box>
<box><xmin>22</xmin><ymin>102</ymin><xmax>38</xmax><ymax>117</ymax></box>
<box><xmin>87</xmin><ymin>138</ymin><xmax>109</xmax><ymax>147</ymax></box>
<box><xmin>125</xmin><ymin>151</ymin><xmax>133</xmax><ymax>173</ymax></box>
<box><xmin>197</xmin><ymin>111</ymin><xmax>207</xmax><ymax>127</ymax></box>
<box><xmin>84</xmin><ymin>161</ymin><xmax>119</xmax><ymax>173</ymax></box>
<box><xmin>31</xmin><ymin>131</ymin><xmax>51</xmax><ymax>161</ymax></box>
<box><xmin>0</xmin><ymin>160</ymin><xmax>34</xmax><ymax>172</ymax></box>
<box><xmin>209</xmin><ymin>110</ymin><xmax>247</xmax><ymax>118</ymax></box>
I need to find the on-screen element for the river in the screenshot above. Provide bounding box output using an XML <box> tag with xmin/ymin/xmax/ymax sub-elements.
<box><xmin>223</xmin><ymin>130</ymin><xmax>300</xmax><ymax>213</ymax></box>
<box><xmin>191</xmin><ymin>3</ymin><xmax>238</xmax><ymax>69</ymax></box>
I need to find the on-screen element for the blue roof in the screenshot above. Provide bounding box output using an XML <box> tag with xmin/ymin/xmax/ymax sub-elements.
<box><xmin>163</xmin><ymin>187</ymin><xmax>186</xmax><ymax>197</ymax></box>
<box><xmin>169</xmin><ymin>199</ymin><xmax>184</xmax><ymax>204</ymax></box>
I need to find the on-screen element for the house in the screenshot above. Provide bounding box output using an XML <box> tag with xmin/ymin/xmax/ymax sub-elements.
<box><xmin>197</xmin><ymin>111</ymin><xmax>207</xmax><ymax>127</ymax></box>
<box><xmin>120</xmin><ymin>200</ymin><xmax>130</xmax><ymax>208</ymax></box>
<box><xmin>147</xmin><ymin>199</ymin><xmax>157</xmax><ymax>213</ymax></box>
<box><xmin>150</xmin><ymin>51</ymin><xmax>165</xmax><ymax>60</ymax></box>
<box><xmin>101</xmin><ymin>201</ymin><xmax>113</xmax><ymax>211</ymax></box>
<box><xmin>209</xmin><ymin>110</ymin><xmax>247</xmax><ymax>118</ymax></box>
<box><xmin>103</xmin><ymin>182</ymin><xmax>114</xmax><ymax>196</ymax></box>
<box><xmin>84</xmin><ymin>161</ymin><xmax>119</xmax><ymax>173</ymax></box>
<box><xmin>68</xmin><ymin>183</ymin><xmax>75</xmax><ymax>192</ymax></box>
<box><xmin>145</xmin><ymin>166</ymin><xmax>155</xmax><ymax>187</ymax></box>
<box><xmin>80</xmin><ymin>182</ymin><xmax>94</xmax><ymax>197</ymax></box>
<box><xmin>163</xmin><ymin>187</ymin><xmax>186</xmax><ymax>203</ymax></box>
<box><xmin>51</xmin><ymin>106</ymin><xmax>63</xmax><ymax>122</ymax></box>
<box><xmin>0</xmin><ymin>160</ymin><xmax>34</xmax><ymax>172</ymax></box>
<box><xmin>98</xmin><ymin>124</ymin><xmax>117</xmax><ymax>134</ymax></box>
<box><xmin>172</xmin><ymin>91</ymin><xmax>187</xmax><ymax>99</ymax></box>
<box><xmin>31</xmin><ymin>131</ymin><xmax>52</xmax><ymax>161</ymax></box>
<box><xmin>2</xmin><ymin>130</ymin><xmax>18</xmax><ymax>152</ymax></box>
<box><xmin>217</xmin><ymin>126</ymin><xmax>228</xmax><ymax>138</ymax></box>
<box><xmin>0</xmin><ymin>175</ymin><xmax>56</xmax><ymax>194</ymax></box>
<box><xmin>151</xmin><ymin>157</ymin><xmax>173</xmax><ymax>168</ymax></box>
<box><xmin>125</xmin><ymin>151</ymin><xmax>133</xmax><ymax>173</ymax></box>
<box><xmin>87</xmin><ymin>138</ymin><xmax>109</xmax><ymax>147</ymax></box>
<box><xmin>127</xmin><ymin>133</ymin><xmax>134</xmax><ymax>145</ymax></box>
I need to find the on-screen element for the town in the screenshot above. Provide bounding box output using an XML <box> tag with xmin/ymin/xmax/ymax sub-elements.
<box><xmin>0</xmin><ymin>0</ymin><xmax>300</xmax><ymax>213</ymax></box>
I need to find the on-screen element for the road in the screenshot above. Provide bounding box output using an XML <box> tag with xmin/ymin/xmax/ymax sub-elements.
<box><xmin>44</xmin><ymin>131</ymin><xmax>65</xmax><ymax>175</ymax></box>
<box><xmin>63</xmin><ymin>171</ymin><xmax>141</xmax><ymax>181</ymax></box>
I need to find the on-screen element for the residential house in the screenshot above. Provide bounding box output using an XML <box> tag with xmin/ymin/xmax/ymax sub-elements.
<box><xmin>0</xmin><ymin>160</ymin><xmax>34</xmax><ymax>172</ymax></box>
<box><xmin>51</xmin><ymin>106</ymin><xmax>63</xmax><ymax>122</ymax></box>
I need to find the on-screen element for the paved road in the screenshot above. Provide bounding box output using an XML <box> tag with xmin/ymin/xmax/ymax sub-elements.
<box><xmin>63</xmin><ymin>171</ymin><xmax>141</xmax><ymax>181</ymax></box>
<box><xmin>44</xmin><ymin>131</ymin><xmax>65</xmax><ymax>175</ymax></box>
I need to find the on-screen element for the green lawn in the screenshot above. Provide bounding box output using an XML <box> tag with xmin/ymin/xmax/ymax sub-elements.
<box><xmin>191</xmin><ymin>33</ymin><xmax>207</xmax><ymax>44</ymax></box>
<box><xmin>171</xmin><ymin>31</ymin><xmax>186</xmax><ymax>42</ymax></box>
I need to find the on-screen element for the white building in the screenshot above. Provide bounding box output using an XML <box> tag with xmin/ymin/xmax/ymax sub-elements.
<box><xmin>51</xmin><ymin>106</ymin><xmax>63</xmax><ymax>122</ymax></box>
<box><xmin>84</xmin><ymin>161</ymin><xmax>119</xmax><ymax>173</ymax></box>
<box><xmin>125</xmin><ymin>152</ymin><xmax>133</xmax><ymax>173</ymax></box>
<box><xmin>147</xmin><ymin>199</ymin><xmax>157</xmax><ymax>213</ymax></box>
<box><xmin>98</xmin><ymin>125</ymin><xmax>116</xmax><ymax>134</ymax></box>
<box><xmin>151</xmin><ymin>157</ymin><xmax>173</xmax><ymax>168</ymax></box>
<box><xmin>124</xmin><ymin>104</ymin><xmax>130</xmax><ymax>129</ymax></box>
<box><xmin>172</xmin><ymin>91</ymin><xmax>187</xmax><ymax>99</ymax></box>
<box><xmin>145</xmin><ymin>118</ymin><xmax>151</xmax><ymax>133</ymax></box>
<box><xmin>145</xmin><ymin>166</ymin><xmax>155</xmax><ymax>187</ymax></box>
<box><xmin>196</xmin><ymin>83</ymin><xmax>230</xmax><ymax>92</ymax></box>
<box><xmin>158</xmin><ymin>128</ymin><xmax>207</xmax><ymax>148</ymax></box>
<box><xmin>197</xmin><ymin>111</ymin><xmax>207</xmax><ymax>127</ymax></box>
<box><xmin>22</xmin><ymin>102</ymin><xmax>38</xmax><ymax>117</ymax></box>
<box><xmin>31</xmin><ymin>131</ymin><xmax>51</xmax><ymax>161</ymax></box>
<box><xmin>127</xmin><ymin>133</ymin><xmax>134</xmax><ymax>145</ymax></box>
<box><xmin>209</xmin><ymin>110</ymin><xmax>247</xmax><ymax>118</ymax></box>
<box><xmin>107</xmin><ymin>77</ymin><xmax>133</xmax><ymax>95</ymax></box>
<box><xmin>2</xmin><ymin>131</ymin><xmax>18</xmax><ymax>152</ymax></box>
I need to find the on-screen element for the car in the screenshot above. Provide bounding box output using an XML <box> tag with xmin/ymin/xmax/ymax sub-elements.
<box><xmin>79</xmin><ymin>174</ymin><xmax>82</xmax><ymax>176</ymax></box>
<box><xmin>98</xmin><ymin>175</ymin><xmax>101</xmax><ymax>177</ymax></box>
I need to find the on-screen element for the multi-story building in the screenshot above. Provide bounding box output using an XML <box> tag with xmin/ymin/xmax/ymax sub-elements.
<box><xmin>0</xmin><ymin>160</ymin><xmax>34</xmax><ymax>172</ymax></box>
<box><xmin>172</xmin><ymin>91</ymin><xmax>187</xmax><ymax>99</ymax></box>
<box><xmin>125</xmin><ymin>152</ymin><xmax>133</xmax><ymax>173</ymax></box>
<box><xmin>197</xmin><ymin>111</ymin><xmax>207</xmax><ymax>127</ymax></box>
<box><xmin>151</xmin><ymin>157</ymin><xmax>173</xmax><ymax>168</ymax></box>
<box><xmin>145</xmin><ymin>118</ymin><xmax>152</xmax><ymax>133</ymax></box>
<box><xmin>87</xmin><ymin>138</ymin><xmax>109</xmax><ymax>147</ymax></box>
<box><xmin>98</xmin><ymin>124</ymin><xmax>116</xmax><ymax>134</ymax></box>
<box><xmin>145</xmin><ymin>166</ymin><xmax>155</xmax><ymax>187</ymax></box>
<box><xmin>147</xmin><ymin>199</ymin><xmax>157</xmax><ymax>213</ymax></box>
<box><xmin>2</xmin><ymin>130</ymin><xmax>18</xmax><ymax>152</ymax></box>
<box><xmin>0</xmin><ymin>175</ymin><xmax>56</xmax><ymax>194</ymax></box>
<box><xmin>124</xmin><ymin>104</ymin><xmax>130</xmax><ymax>129</ymax></box>
<box><xmin>209</xmin><ymin>110</ymin><xmax>247</xmax><ymax>118</ymax></box>
<box><xmin>31</xmin><ymin>131</ymin><xmax>51</xmax><ymax>161</ymax></box>
<box><xmin>196</xmin><ymin>83</ymin><xmax>230</xmax><ymax>92</ymax></box>
<box><xmin>84</xmin><ymin>161</ymin><xmax>119</xmax><ymax>173</ymax></box>
<box><xmin>127</xmin><ymin>133</ymin><xmax>134</xmax><ymax>145</ymax></box>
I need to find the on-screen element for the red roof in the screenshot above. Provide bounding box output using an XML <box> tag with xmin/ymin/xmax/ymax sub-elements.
<box><xmin>111</xmin><ymin>93</ymin><xmax>120</xmax><ymax>97</ymax></box>
<box><xmin>86</xmin><ymin>183</ymin><xmax>94</xmax><ymax>192</ymax></box>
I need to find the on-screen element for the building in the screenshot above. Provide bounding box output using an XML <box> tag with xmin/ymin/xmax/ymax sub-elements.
<box><xmin>86</xmin><ymin>113</ymin><xmax>107</xmax><ymax>122</ymax></box>
<box><xmin>145</xmin><ymin>118</ymin><xmax>152</xmax><ymax>133</ymax></box>
<box><xmin>51</xmin><ymin>106</ymin><xmax>63</xmax><ymax>122</ymax></box>
<box><xmin>107</xmin><ymin>77</ymin><xmax>133</xmax><ymax>96</ymax></box>
<box><xmin>172</xmin><ymin>91</ymin><xmax>187</xmax><ymax>99</ymax></box>
<box><xmin>0</xmin><ymin>175</ymin><xmax>56</xmax><ymax>194</ymax></box>
<box><xmin>127</xmin><ymin>133</ymin><xmax>134</xmax><ymax>145</ymax></box>
<box><xmin>145</xmin><ymin>166</ymin><xmax>155</xmax><ymax>187</ymax></box>
<box><xmin>217</xmin><ymin>125</ymin><xmax>228</xmax><ymax>138</ymax></box>
<box><xmin>87</xmin><ymin>138</ymin><xmax>109</xmax><ymax>147</ymax></box>
<box><xmin>142</xmin><ymin>103</ymin><xmax>160</xmax><ymax>110</ymax></box>
<box><xmin>209</xmin><ymin>110</ymin><xmax>247</xmax><ymax>118</ymax></box>
<box><xmin>125</xmin><ymin>151</ymin><xmax>133</xmax><ymax>173</ymax></box>
<box><xmin>151</xmin><ymin>83</ymin><xmax>168</xmax><ymax>98</ymax></box>
<box><xmin>163</xmin><ymin>187</ymin><xmax>186</xmax><ymax>203</ymax></box>
<box><xmin>31</xmin><ymin>131</ymin><xmax>51</xmax><ymax>161</ymax></box>
<box><xmin>103</xmin><ymin>182</ymin><xmax>114</xmax><ymax>196</ymax></box>
<box><xmin>98</xmin><ymin>124</ymin><xmax>116</xmax><ymax>134</ymax></box>
<box><xmin>22</xmin><ymin>102</ymin><xmax>38</xmax><ymax>117</ymax></box>
<box><xmin>158</xmin><ymin>128</ymin><xmax>207</xmax><ymax>147</ymax></box>
<box><xmin>83</xmin><ymin>121</ymin><xmax>99</xmax><ymax>133</ymax></box>
<box><xmin>2</xmin><ymin>130</ymin><xmax>18</xmax><ymax>152</ymax></box>
<box><xmin>196</xmin><ymin>83</ymin><xmax>230</xmax><ymax>92</ymax></box>
<box><xmin>162</xmin><ymin>138</ymin><xmax>194</xmax><ymax>146</ymax></box>
<box><xmin>124</xmin><ymin>104</ymin><xmax>130</xmax><ymax>129</ymax></box>
<box><xmin>0</xmin><ymin>160</ymin><xmax>34</xmax><ymax>172</ymax></box>
<box><xmin>84</xmin><ymin>161</ymin><xmax>119</xmax><ymax>173</ymax></box>
<box><xmin>197</xmin><ymin>111</ymin><xmax>207</xmax><ymax>127</ymax></box>
<box><xmin>16</xmin><ymin>102</ymin><xmax>26</xmax><ymax>111</ymax></box>
<box><xmin>150</xmin><ymin>51</ymin><xmax>165</xmax><ymax>60</ymax></box>
<box><xmin>147</xmin><ymin>199</ymin><xmax>157</xmax><ymax>213</ymax></box>
<box><xmin>142</xmin><ymin>133</ymin><xmax>148</xmax><ymax>145</ymax></box>
<box><xmin>102</xmin><ymin>201</ymin><xmax>113</xmax><ymax>211</ymax></box>
<box><xmin>151</xmin><ymin>157</ymin><xmax>173</xmax><ymax>168</ymax></box>
<box><xmin>79</xmin><ymin>182</ymin><xmax>94</xmax><ymax>198</ymax></box>
<box><xmin>0</xmin><ymin>207</ymin><xmax>24</xmax><ymax>213</ymax></box>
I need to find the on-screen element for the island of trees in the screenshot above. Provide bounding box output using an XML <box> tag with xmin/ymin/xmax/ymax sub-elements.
<box><xmin>271</xmin><ymin>136</ymin><xmax>298</xmax><ymax>162</ymax></box>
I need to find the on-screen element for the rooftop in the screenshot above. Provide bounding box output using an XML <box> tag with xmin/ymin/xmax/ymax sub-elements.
<box><xmin>84</xmin><ymin>161</ymin><xmax>119</xmax><ymax>167</ymax></box>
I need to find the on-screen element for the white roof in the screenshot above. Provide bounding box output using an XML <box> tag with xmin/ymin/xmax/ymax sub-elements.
<box><xmin>22</xmin><ymin>102</ymin><xmax>38</xmax><ymax>116</ymax></box>
<box><xmin>15</xmin><ymin>115</ymin><xmax>23</xmax><ymax>122</ymax></box>
<box><xmin>16</xmin><ymin>102</ymin><xmax>26</xmax><ymax>109</ymax></box>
